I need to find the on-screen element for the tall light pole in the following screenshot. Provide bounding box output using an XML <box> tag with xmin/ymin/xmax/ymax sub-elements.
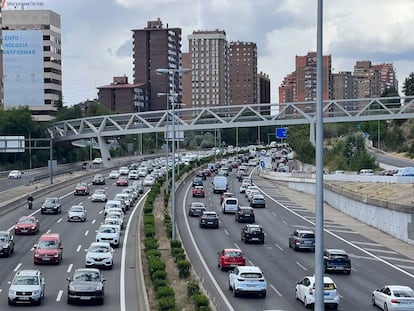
<box><xmin>156</xmin><ymin>67</ymin><xmax>191</xmax><ymax>240</ymax></box>
<box><xmin>157</xmin><ymin>92</ymin><xmax>171</xmax><ymax>193</ymax></box>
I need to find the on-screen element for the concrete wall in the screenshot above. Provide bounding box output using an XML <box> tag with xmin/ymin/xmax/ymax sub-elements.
<box><xmin>260</xmin><ymin>170</ymin><xmax>414</xmax><ymax>246</ymax></box>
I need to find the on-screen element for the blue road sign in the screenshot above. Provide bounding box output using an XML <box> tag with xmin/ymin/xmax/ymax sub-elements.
<box><xmin>276</xmin><ymin>128</ymin><xmax>287</xmax><ymax>139</ymax></box>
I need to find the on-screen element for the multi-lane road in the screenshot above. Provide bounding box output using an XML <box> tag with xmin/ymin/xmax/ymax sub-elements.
<box><xmin>176</xmin><ymin>167</ymin><xmax>414</xmax><ymax>311</ymax></box>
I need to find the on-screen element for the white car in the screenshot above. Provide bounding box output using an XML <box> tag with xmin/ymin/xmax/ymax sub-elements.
<box><xmin>239</xmin><ymin>181</ymin><xmax>251</xmax><ymax>193</ymax></box>
<box><xmin>95</xmin><ymin>224</ymin><xmax>120</xmax><ymax>248</ymax></box>
<box><xmin>67</xmin><ymin>205</ymin><xmax>87</xmax><ymax>222</ymax></box>
<box><xmin>247</xmin><ymin>189</ymin><xmax>261</xmax><ymax>202</ymax></box>
<box><xmin>104</xmin><ymin>217</ymin><xmax>122</xmax><ymax>233</ymax></box>
<box><xmin>108</xmin><ymin>170</ymin><xmax>120</xmax><ymax>179</ymax></box>
<box><xmin>85</xmin><ymin>242</ymin><xmax>114</xmax><ymax>269</ymax></box>
<box><xmin>372</xmin><ymin>285</ymin><xmax>414</xmax><ymax>311</ymax></box>
<box><xmin>8</xmin><ymin>269</ymin><xmax>45</xmax><ymax>305</ymax></box>
<box><xmin>295</xmin><ymin>275</ymin><xmax>340</xmax><ymax>309</ymax></box>
<box><xmin>119</xmin><ymin>166</ymin><xmax>129</xmax><ymax>175</ymax></box>
<box><xmin>222</xmin><ymin>197</ymin><xmax>239</xmax><ymax>214</ymax></box>
<box><xmin>143</xmin><ymin>175</ymin><xmax>155</xmax><ymax>186</ymax></box>
<box><xmin>8</xmin><ymin>170</ymin><xmax>22</xmax><ymax>179</ymax></box>
<box><xmin>114</xmin><ymin>193</ymin><xmax>132</xmax><ymax>210</ymax></box>
<box><xmin>92</xmin><ymin>157</ymin><xmax>103</xmax><ymax>164</ymax></box>
<box><xmin>245</xmin><ymin>185</ymin><xmax>259</xmax><ymax>199</ymax></box>
<box><xmin>228</xmin><ymin>266</ymin><xmax>267</xmax><ymax>298</ymax></box>
<box><xmin>128</xmin><ymin>170</ymin><xmax>139</xmax><ymax>180</ymax></box>
<box><xmin>91</xmin><ymin>189</ymin><xmax>107</xmax><ymax>202</ymax></box>
<box><xmin>106</xmin><ymin>210</ymin><xmax>124</xmax><ymax>229</ymax></box>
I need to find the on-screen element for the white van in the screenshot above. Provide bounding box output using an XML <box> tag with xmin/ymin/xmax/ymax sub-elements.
<box><xmin>213</xmin><ymin>176</ymin><xmax>228</xmax><ymax>194</ymax></box>
<box><xmin>104</xmin><ymin>200</ymin><xmax>123</xmax><ymax>215</ymax></box>
<box><xmin>222</xmin><ymin>197</ymin><xmax>239</xmax><ymax>214</ymax></box>
<box><xmin>359</xmin><ymin>169</ymin><xmax>374</xmax><ymax>176</ymax></box>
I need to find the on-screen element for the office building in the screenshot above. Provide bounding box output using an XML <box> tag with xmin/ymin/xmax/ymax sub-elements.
<box><xmin>2</xmin><ymin>9</ymin><xmax>62</xmax><ymax>121</ymax></box>
<box><xmin>132</xmin><ymin>18</ymin><xmax>182</xmax><ymax>111</ymax></box>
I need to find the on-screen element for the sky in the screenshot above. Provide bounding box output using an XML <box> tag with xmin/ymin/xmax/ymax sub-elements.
<box><xmin>7</xmin><ymin>0</ymin><xmax>414</xmax><ymax>106</ymax></box>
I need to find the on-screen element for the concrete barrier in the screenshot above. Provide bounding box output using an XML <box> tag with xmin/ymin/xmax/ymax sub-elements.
<box><xmin>260</xmin><ymin>170</ymin><xmax>414</xmax><ymax>246</ymax></box>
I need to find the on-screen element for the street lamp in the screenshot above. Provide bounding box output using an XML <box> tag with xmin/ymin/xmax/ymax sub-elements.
<box><xmin>156</xmin><ymin>67</ymin><xmax>191</xmax><ymax>240</ymax></box>
<box><xmin>157</xmin><ymin>92</ymin><xmax>171</xmax><ymax>193</ymax></box>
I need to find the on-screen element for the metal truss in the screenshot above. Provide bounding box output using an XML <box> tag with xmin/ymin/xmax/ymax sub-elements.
<box><xmin>48</xmin><ymin>96</ymin><xmax>414</xmax><ymax>142</ymax></box>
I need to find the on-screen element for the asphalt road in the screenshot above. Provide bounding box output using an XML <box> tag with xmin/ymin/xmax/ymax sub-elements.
<box><xmin>177</xmin><ymin>167</ymin><xmax>414</xmax><ymax>311</ymax></box>
<box><xmin>0</xmin><ymin>174</ymin><xmax>149</xmax><ymax>311</ymax></box>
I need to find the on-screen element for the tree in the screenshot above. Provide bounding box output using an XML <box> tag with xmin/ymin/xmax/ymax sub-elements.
<box><xmin>402</xmin><ymin>72</ymin><xmax>414</xmax><ymax>96</ymax></box>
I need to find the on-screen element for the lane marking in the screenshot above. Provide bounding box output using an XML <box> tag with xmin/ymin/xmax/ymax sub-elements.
<box><xmin>76</xmin><ymin>245</ymin><xmax>82</xmax><ymax>252</ymax></box>
<box><xmin>14</xmin><ymin>263</ymin><xmax>22</xmax><ymax>272</ymax></box>
<box><xmin>274</xmin><ymin>243</ymin><xmax>284</xmax><ymax>251</ymax></box>
<box><xmin>84</xmin><ymin>230</ymin><xmax>89</xmax><ymax>236</ymax></box>
<box><xmin>296</xmin><ymin>261</ymin><xmax>308</xmax><ymax>271</ymax></box>
<box><xmin>57</xmin><ymin>218</ymin><xmax>62</xmax><ymax>223</ymax></box>
<box><xmin>56</xmin><ymin>290</ymin><xmax>63</xmax><ymax>301</ymax></box>
<box><xmin>92</xmin><ymin>219</ymin><xmax>96</xmax><ymax>224</ymax></box>
<box><xmin>350</xmin><ymin>241</ymin><xmax>384</xmax><ymax>247</ymax></box>
<box><xmin>67</xmin><ymin>264</ymin><xmax>73</xmax><ymax>273</ymax></box>
<box><xmin>363</xmin><ymin>248</ymin><xmax>398</xmax><ymax>255</ymax></box>
<box><xmin>224</xmin><ymin>229</ymin><xmax>229</xmax><ymax>235</ymax></box>
<box><xmin>270</xmin><ymin>284</ymin><xmax>282</xmax><ymax>297</ymax></box>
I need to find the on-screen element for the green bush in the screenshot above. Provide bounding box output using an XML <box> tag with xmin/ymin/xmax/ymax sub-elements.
<box><xmin>148</xmin><ymin>257</ymin><xmax>165</xmax><ymax>273</ymax></box>
<box><xmin>144</xmin><ymin>224</ymin><xmax>156</xmax><ymax>238</ymax></box>
<box><xmin>144</xmin><ymin>238</ymin><xmax>158</xmax><ymax>250</ymax></box>
<box><xmin>177</xmin><ymin>260</ymin><xmax>191</xmax><ymax>279</ymax></box>
<box><xmin>145</xmin><ymin>249</ymin><xmax>161</xmax><ymax>258</ymax></box>
<box><xmin>151</xmin><ymin>270</ymin><xmax>167</xmax><ymax>283</ymax></box>
<box><xmin>143</xmin><ymin>214</ymin><xmax>155</xmax><ymax>225</ymax></box>
<box><xmin>156</xmin><ymin>286</ymin><xmax>175</xmax><ymax>299</ymax></box>
<box><xmin>187</xmin><ymin>282</ymin><xmax>200</xmax><ymax>297</ymax></box>
<box><xmin>157</xmin><ymin>296</ymin><xmax>176</xmax><ymax>311</ymax></box>
<box><xmin>193</xmin><ymin>293</ymin><xmax>210</xmax><ymax>309</ymax></box>
<box><xmin>170</xmin><ymin>239</ymin><xmax>181</xmax><ymax>248</ymax></box>
<box><xmin>152</xmin><ymin>278</ymin><xmax>168</xmax><ymax>290</ymax></box>
<box><xmin>171</xmin><ymin>247</ymin><xmax>184</xmax><ymax>257</ymax></box>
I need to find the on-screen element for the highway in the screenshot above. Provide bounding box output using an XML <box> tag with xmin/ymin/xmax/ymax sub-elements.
<box><xmin>176</xmin><ymin>166</ymin><xmax>414</xmax><ymax>311</ymax></box>
<box><xmin>0</xmin><ymin>173</ymin><xmax>148</xmax><ymax>311</ymax></box>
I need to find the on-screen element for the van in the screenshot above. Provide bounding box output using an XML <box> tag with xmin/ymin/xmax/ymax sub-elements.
<box><xmin>104</xmin><ymin>200</ymin><xmax>123</xmax><ymax>215</ymax></box>
<box><xmin>33</xmin><ymin>233</ymin><xmax>63</xmax><ymax>264</ymax></box>
<box><xmin>222</xmin><ymin>197</ymin><xmax>239</xmax><ymax>214</ymax></box>
<box><xmin>359</xmin><ymin>169</ymin><xmax>374</xmax><ymax>176</ymax></box>
<box><xmin>213</xmin><ymin>176</ymin><xmax>228</xmax><ymax>194</ymax></box>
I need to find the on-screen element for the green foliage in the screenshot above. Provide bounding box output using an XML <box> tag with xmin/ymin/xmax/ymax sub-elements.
<box><xmin>145</xmin><ymin>249</ymin><xmax>161</xmax><ymax>258</ymax></box>
<box><xmin>403</xmin><ymin>72</ymin><xmax>414</xmax><ymax>96</ymax></box>
<box><xmin>157</xmin><ymin>295</ymin><xmax>176</xmax><ymax>311</ymax></box>
<box><xmin>192</xmin><ymin>293</ymin><xmax>210</xmax><ymax>309</ymax></box>
<box><xmin>177</xmin><ymin>260</ymin><xmax>191</xmax><ymax>278</ymax></box>
<box><xmin>144</xmin><ymin>224</ymin><xmax>156</xmax><ymax>238</ymax></box>
<box><xmin>170</xmin><ymin>240</ymin><xmax>181</xmax><ymax>248</ymax></box>
<box><xmin>156</xmin><ymin>286</ymin><xmax>175</xmax><ymax>299</ymax></box>
<box><xmin>144</xmin><ymin>238</ymin><xmax>159</xmax><ymax>250</ymax></box>
<box><xmin>151</xmin><ymin>270</ymin><xmax>167</xmax><ymax>282</ymax></box>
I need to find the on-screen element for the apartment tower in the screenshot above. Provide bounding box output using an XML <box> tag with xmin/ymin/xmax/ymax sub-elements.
<box><xmin>132</xmin><ymin>18</ymin><xmax>182</xmax><ymax>111</ymax></box>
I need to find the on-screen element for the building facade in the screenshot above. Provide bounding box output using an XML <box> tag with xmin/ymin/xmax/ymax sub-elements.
<box><xmin>229</xmin><ymin>41</ymin><xmax>257</xmax><ymax>105</ymax></box>
<box><xmin>187</xmin><ymin>30</ymin><xmax>229</xmax><ymax>108</ymax></box>
<box><xmin>2</xmin><ymin>9</ymin><xmax>62</xmax><ymax>120</ymax></box>
<box><xmin>132</xmin><ymin>18</ymin><xmax>183</xmax><ymax>112</ymax></box>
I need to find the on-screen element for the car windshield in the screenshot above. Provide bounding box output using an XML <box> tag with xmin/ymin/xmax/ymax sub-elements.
<box><xmin>89</xmin><ymin>245</ymin><xmax>110</xmax><ymax>253</ymax></box>
<box><xmin>191</xmin><ymin>203</ymin><xmax>205</xmax><ymax>208</ymax></box>
<box><xmin>394</xmin><ymin>290</ymin><xmax>414</xmax><ymax>297</ymax></box>
<box><xmin>77</xmin><ymin>183</ymin><xmax>86</xmax><ymax>187</ymax></box>
<box><xmin>240</xmin><ymin>272</ymin><xmax>262</xmax><ymax>279</ymax></box>
<box><xmin>224</xmin><ymin>250</ymin><xmax>243</xmax><ymax>258</ymax></box>
<box><xmin>98</xmin><ymin>227</ymin><xmax>116</xmax><ymax>233</ymax></box>
<box><xmin>324</xmin><ymin>283</ymin><xmax>336</xmax><ymax>290</ymax></box>
<box><xmin>19</xmin><ymin>218</ymin><xmax>35</xmax><ymax>224</ymax></box>
<box><xmin>249</xmin><ymin>227</ymin><xmax>262</xmax><ymax>233</ymax></box>
<box><xmin>105</xmin><ymin>219</ymin><xmax>118</xmax><ymax>225</ymax></box>
<box><xmin>37</xmin><ymin>240</ymin><xmax>58</xmax><ymax>249</ymax></box>
<box><xmin>70</xmin><ymin>207</ymin><xmax>83</xmax><ymax>212</ymax></box>
<box><xmin>0</xmin><ymin>234</ymin><xmax>9</xmax><ymax>241</ymax></box>
<box><xmin>13</xmin><ymin>276</ymin><xmax>39</xmax><ymax>285</ymax></box>
<box><xmin>328</xmin><ymin>253</ymin><xmax>347</xmax><ymax>259</ymax></box>
<box><xmin>73</xmin><ymin>271</ymin><xmax>100</xmax><ymax>282</ymax></box>
<box><xmin>45</xmin><ymin>198</ymin><xmax>57</xmax><ymax>204</ymax></box>
<box><xmin>225</xmin><ymin>199</ymin><xmax>237</xmax><ymax>204</ymax></box>
<box><xmin>301</xmin><ymin>233</ymin><xmax>315</xmax><ymax>238</ymax></box>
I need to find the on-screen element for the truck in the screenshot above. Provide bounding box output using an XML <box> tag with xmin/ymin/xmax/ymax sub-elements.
<box><xmin>212</xmin><ymin>176</ymin><xmax>228</xmax><ymax>194</ymax></box>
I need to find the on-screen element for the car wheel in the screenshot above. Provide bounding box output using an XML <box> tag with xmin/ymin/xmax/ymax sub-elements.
<box><xmin>324</xmin><ymin>265</ymin><xmax>328</xmax><ymax>273</ymax></box>
<box><xmin>384</xmin><ymin>303</ymin><xmax>388</xmax><ymax>311</ymax></box>
<box><xmin>371</xmin><ymin>295</ymin><xmax>376</xmax><ymax>306</ymax></box>
<box><xmin>304</xmin><ymin>296</ymin><xmax>310</xmax><ymax>308</ymax></box>
<box><xmin>261</xmin><ymin>290</ymin><xmax>266</xmax><ymax>298</ymax></box>
<box><xmin>233</xmin><ymin>287</ymin><xmax>238</xmax><ymax>297</ymax></box>
<box><xmin>295</xmin><ymin>289</ymin><xmax>299</xmax><ymax>300</ymax></box>
<box><xmin>8</xmin><ymin>299</ymin><xmax>14</xmax><ymax>306</ymax></box>
<box><xmin>228</xmin><ymin>282</ymin><xmax>232</xmax><ymax>290</ymax></box>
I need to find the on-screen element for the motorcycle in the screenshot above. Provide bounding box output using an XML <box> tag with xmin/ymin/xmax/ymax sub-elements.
<box><xmin>27</xmin><ymin>200</ymin><xmax>33</xmax><ymax>209</ymax></box>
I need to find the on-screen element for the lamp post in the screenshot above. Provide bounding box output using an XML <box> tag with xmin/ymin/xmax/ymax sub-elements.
<box><xmin>156</xmin><ymin>67</ymin><xmax>191</xmax><ymax>240</ymax></box>
<box><xmin>157</xmin><ymin>92</ymin><xmax>171</xmax><ymax>193</ymax></box>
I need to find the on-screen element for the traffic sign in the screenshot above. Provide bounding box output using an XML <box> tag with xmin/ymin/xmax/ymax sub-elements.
<box><xmin>276</xmin><ymin>128</ymin><xmax>287</xmax><ymax>139</ymax></box>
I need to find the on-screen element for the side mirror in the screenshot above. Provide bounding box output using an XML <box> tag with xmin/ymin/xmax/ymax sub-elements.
<box><xmin>66</xmin><ymin>277</ymin><xmax>72</xmax><ymax>282</ymax></box>
<box><xmin>33</xmin><ymin>244</ymin><xmax>37</xmax><ymax>248</ymax></box>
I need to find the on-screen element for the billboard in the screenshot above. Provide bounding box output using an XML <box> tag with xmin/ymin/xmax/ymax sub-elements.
<box><xmin>3</xmin><ymin>30</ymin><xmax>44</xmax><ymax>107</ymax></box>
<box><xmin>0</xmin><ymin>136</ymin><xmax>25</xmax><ymax>153</ymax></box>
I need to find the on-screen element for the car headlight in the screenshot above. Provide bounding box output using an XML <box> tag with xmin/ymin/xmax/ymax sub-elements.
<box><xmin>31</xmin><ymin>226</ymin><xmax>36</xmax><ymax>229</ymax></box>
<box><xmin>33</xmin><ymin>290</ymin><xmax>40</xmax><ymax>295</ymax></box>
<box><xmin>69</xmin><ymin>284</ymin><xmax>75</xmax><ymax>291</ymax></box>
<box><xmin>9</xmin><ymin>289</ymin><xmax>16</xmax><ymax>295</ymax></box>
<box><xmin>2</xmin><ymin>244</ymin><xmax>9</xmax><ymax>248</ymax></box>
<box><xmin>96</xmin><ymin>284</ymin><xmax>103</xmax><ymax>291</ymax></box>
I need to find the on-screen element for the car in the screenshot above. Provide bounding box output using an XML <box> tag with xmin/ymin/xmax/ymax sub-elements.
<box><xmin>235</xmin><ymin>206</ymin><xmax>255</xmax><ymax>223</ymax></box>
<box><xmin>8</xmin><ymin>170</ymin><xmax>22</xmax><ymax>179</ymax></box>
<box><xmin>222</xmin><ymin>197</ymin><xmax>239</xmax><ymax>214</ymax></box>
<box><xmin>394</xmin><ymin>167</ymin><xmax>414</xmax><ymax>176</ymax></box>
<box><xmin>192</xmin><ymin>177</ymin><xmax>204</xmax><ymax>187</ymax></box>
<box><xmin>123</xmin><ymin>187</ymin><xmax>138</xmax><ymax>201</ymax></box>
<box><xmin>217</xmin><ymin>248</ymin><xmax>245</xmax><ymax>271</ymax></box>
<box><xmin>104</xmin><ymin>200</ymin><xmax>124</xmax><ymax>215</ymax></box>
<box><xmin>104</xmin><ymin>217</ymin><xmax>122</xmax><ymax>233</ymax></box>
<box><xmin>132</xmin><ymin>180</ymin><xmax>144</xmax><ymax>194</ymax></box>
<box><xmin>68</xmin><ymin>205</ymin><xmax>87</xmax><ymax>222</ymax></box>
<box><xmin>119</xmin><ymin>166</ymin><xmax>130</xmax><ymax>175</ymax></box>
<box><xmin>241</xmin><ymin>224</ymin><xmax>265</xmax><ymax>244</ymax></box>
<box><xmin>220</xmin><ymin>192</ymin><xmax>234</xmax><ymax>204</ymax></box>
<box><xmin>236</xmin><ymin>170</ymin><xmax>248</xmax><ymax>181</ymax></box>
<box><xmin>188</xmin><ymin>202</ymin><xmax>206</xmax><ymax>217</ymax></box>
<box><xmin>91</xmin><ymin>189</ymin><xmax>107</xmax><ymax>202</ymax></box>
<box><xmin>196</xmin><ymin>170</ymin><xmax>207</xmax><ymax>180</ymax></box>
<box><xmin>143</xmin><ymin>175</ymin><xmax>155</xmax><ymax>186</ymax></box>
<box><xmin>245</xmin><ymin>185</ymin><xmax>259</xmax><ymax>199</ymax></box>
<box><xmin>323</xmin><ymin>248</ymin><xmax>351</xmax><ymax>274</ymax></box>
<box><xmin>81</xmin><ymin>162</ymin><xmax>90</xmax><ymax>170</ymax></box>
<box><xmin>14</xmin><ymin>216</ymin><xmax>39</xmax><ymax>235</ymax></box>
<box><xmin>0</xmin><ymin>230</ymin><xmax>14</xmax><ymax>257</ymax></box>
<box><xmin>85</xmin><ymin>242</ymin><xmax>114</xmax><ymax>269</ymax></box>
<box><xmin>33</xmin><ymin>233</ymin><xmax>63</xmax><ymax>264</ymax></box>
<box><xmin>95</xmin><ymin>224</ymin><xmax>120</xmax><ymax>247</ymax></box>
<box><xmin>239</xmin><ymin>180</ymin><xmax>251</xmax><ymax>193</ymax></box>
<box><xmin>108</xmin><ymin>170</ymin><xmax>120</xmax><ymax>179</ymax></box>
<box><xmin>288</xmin><ymin>229</ymin><xmax>315</xmax><ymax>251</ymax></box>
<box><xmin>114</xmin><ymin>193</ymin><xmax>132</xmax><ymax>211</ymax></box>
<box><xmin>250</xmin><ymin>194</ymin><xmax>266</xmax><ymax>208</ymax></box>
<box><xmin>41</xmin><ymin>197</ymin><xmax>62</xmax><ymax>214</ymax></box>
<box><xmin>116</xmin><ymin>176</ymin><xmax>129</xmax><ymax>186</ymax></box>
<box><xmin>372</xmin><ymin>285</ymin><xmax>414</xmax><ymax>311</ymax></box>
<box><xmin>74</xmin><ymin>182</ymin><xmax>90</xmax><ymax>195</ymax></box>
<box><xmin>202</xmin><ymin>168</ymin><xmax>212</xmax><ymax>177</ymax></box>
<box><xmin>199</xmin><ymin>211</ymin><xmax>219</xmax><ymax>228</ymax></box>
<box><xmin>128</xmin><ymin>169</ymin><xmax>139</xmax><ymax>180</ymax></box>
<box><xmin>192</xmin><ymin>185</ymin><xmax>205</xmax><ymax>198</ymax></box>
<box><xmin>105</xmin><ymin>211</ymin><xmax>125</xmax><ymax>230</ymax></box>
<box><xmin>295</xmin><ymin>275</ymin><xmax>340</xmax><ymax>309</ymax></box>
<box><xmin>8</xmin><ymin>269</ymin><xmax>45</xmax><ymax>305</ymax></box>
<box><xmin>67</xmin><ymin>268</ymin><xmax>105</xmax><ymax>305</ymax></box>
<box><xmin>247</xmin><ymin>189</ymin><xmax>261</xmax><ymax>202</ymax></box>
<box><xmin>228</xmin><ymin>266</ymin><xmax>267</xmax><ymax>298</ymax></box>
<box><xmin>92</xmin><ymin>157</ymin><xmax>103</xmax><ymax>164</ymax></box>
<box><xmin>92</xmin><ymin>173</ymin><xmax>105</xmax><ymax>185</ymax></box>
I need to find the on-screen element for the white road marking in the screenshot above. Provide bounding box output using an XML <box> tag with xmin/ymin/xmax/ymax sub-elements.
<box><xmin>271</xmin><ymin>211</ymin><xmax>277</xmax><ymax>217</ymax></box>
<box><xmin>380</xmin><ymin>256</ymin><xmax>414</xmax><ymax>264</ymax></box>
<box><xmin>56</xmin><ymin>290</ymin><xmax>63</xmax><ymax>301</ymax></box>
<box><xmin>350</xmin><ymin>241</ymin><xmax>384</xmax><ymax>247</ymax></box>
<box><xmin>296</xmin><ymin>261</ymin><xmax>308</xmax><ymax>271</ymax></box>
<box><xmin>247</xmin><ymin>260</ymin><xmax>254</xmax><ymax>266</ymax></box>
<box><xmin>76</xmin><ymin>245</ymin><xmax>82</xmax><ymax>252</ymax></box>
<box><xmin>282</xmin><ymin>220</ymin><xmax>289</xmax><ymax>226</ymax></box>
<box><xmin>275</xmin><ymin>243</ymin><xmax>284</xmax><ymax>251</ymax></box>
<box><xmin>14</xmin><ymin>263</ymin><xmax>22</xmax><ymax>272</ymax></box>
<box><xmin>270</xmin><ymin>284</ymin><xmax>282</xmax><ymax>296</ymax></box>
<box><xmin>224</xmin><ymin>229</ymin><xmax>229</xmax><ymax>235</ymax></box>
<box><xmin>67</xmin><ymin>264</ymin><xmax>73</xmax><ymax>273</ymax></box>
<box><xmin>363</xmin><ymin>248</ymin><xmax>398</xmax><ymax>254</ymax></box>
<box><xmin>328</xmin><ymin>229</ymin><xmax>359</xmax><ymax>234</ymax></box>
<box><xmin>92</xmin><ymin>219</ymin><xmax>96</xmax><ymax>224</ymax></box>
<box><xmin>46</xmin><ymin>229</ymin><xmax>51</xmax><ymax>233</ymax></box>
<box><xmin>397</xmin><ymin>265</ymin><xmax>414</xmax><ymax>271</ymax></box>
<box><xmin>57</xmin><ymin>218</ymin><xmax>62</xmax><ymax>223</ymax></box>
<box><xmin>84</xmin><ymin>230</ymin><xmax>89</xmax><ymax>236</ymax></box>
<box><xmin>234</xmin><ymin>243</ymin><xmax>241</xmax><ymax>249</ymax></box>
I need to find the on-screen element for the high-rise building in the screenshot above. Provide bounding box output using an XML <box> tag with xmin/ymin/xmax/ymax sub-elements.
<box><xmin>372</xmin><ymin>63</ymin><xmax>398</xmax><ymax>95</ymax></box>
<box><xmin>132</xmin><ymin>18</ymin><xmax>182</xmax><ymax>112</ymax></box>
<box><xmin>187</xmin><ymin>30</ymin><xmax>229</xmax><ymax>108</ymax></box>
<box><xmin>229</xmin><ymin>41</ymin><xmax>257</xmax><ymax>105</ymax></box>
<box><xmin>331</xmin><ymin>71</ymin><xmax>356</xmax><ymax>100</ymax></box>
<box><xmin>2</xmin><ymin>9</ymin><xmax>62</xmax><ymax>121</ymax></box>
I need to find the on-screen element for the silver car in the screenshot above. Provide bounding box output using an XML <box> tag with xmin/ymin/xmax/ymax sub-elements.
<box><xmin>85</xmin><ymin>242</ymin><xmax>114</xmax><ymax>269</ymax></box>
<box><xmin>68</xmin><ymin>205</ymin><xmax>87</xmax><ymax>222</ymax></box>
<box><xmin>8</xmin><ymin>269</ymin><xmax>45</xmax><ymax>305</ymax></box>
<box><xmin>91</xmin><ymin>189</ymin><xmax>107</xmax><ymax>202</ymax></box>
<box><xmin>95</xmin><ymin>224</ymin><xmax>120</xmax><ymax>248</ymax></box>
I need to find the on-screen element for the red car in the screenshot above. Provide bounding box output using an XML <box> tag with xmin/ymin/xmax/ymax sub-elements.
<box><xmin>74</xmin><ymin>182</ymin><xmax>90</xmax><ymax>195</ymax></box>
<box><xmin>202</xmin><ymin>168</ymin><xmax>212</xmax><ymax>177</ymax></box>
<box><xmin>116</xmin><ymin>176</ymin><xmax>129</xmax><ymax>186</ymax></box>
<box><xmin>217</xmin><ymin>248</ymin><xmax>246</xmax><ymax>271</ymax></box>
<box><xmin>15</xmin><ymin>216</ymin><xmax>39</xmax><ymax>235</ymax></box>
<box><xmin>33</xmin><ymin>233</ymin><xmax>63</xmax><ymax>264</ymax></box>
<box><xmin>192</xmin><ymin>186</ymin><xmax>205</xmax><ymax>198</ymax></box>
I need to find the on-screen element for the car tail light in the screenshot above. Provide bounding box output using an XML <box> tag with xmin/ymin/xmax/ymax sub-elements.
<box><xmin>390</xmin><ymin>299</ymin><xmax>401</xmax><ymax>304</ymax></box>
<box><xmin>237</xmin><ymin>278</ymin><xmax>245</xmax><ymax>282</ymax></box>
<box><xmin>295</xmin><ymin>239</ymin><xmax>300</xmax><ymax>244</ymax></box>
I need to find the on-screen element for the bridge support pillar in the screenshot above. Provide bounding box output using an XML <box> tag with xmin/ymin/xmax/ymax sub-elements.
<box><xmin>309</xmin><ymin>122</ymin><xmax>316</xmax><ymax>146</ymax></box>
<box><xmin>96</xmin><ymin>135</ymin><xmax>113</xmax><ymax>168</ymax></box>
